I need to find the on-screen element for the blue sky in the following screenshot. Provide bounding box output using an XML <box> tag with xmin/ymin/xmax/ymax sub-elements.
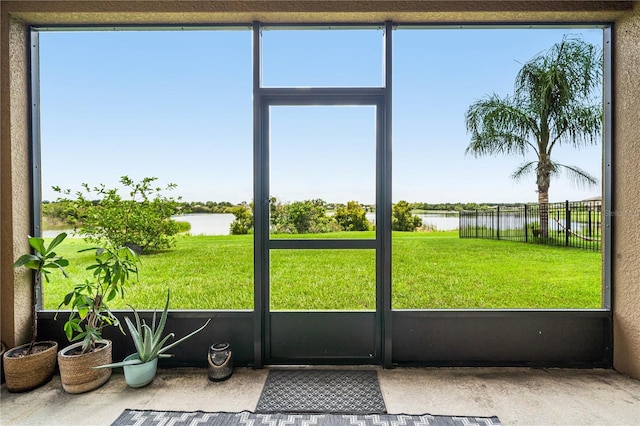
<box><xmin>39</xmin><ymin>27</ymin><xmax>603</xmax><ymax>205</ymax></box>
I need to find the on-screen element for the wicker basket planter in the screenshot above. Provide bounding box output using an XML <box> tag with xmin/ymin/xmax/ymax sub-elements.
<box><xmin>1</xmin><ymin>341</ymin><xmax>6</xmax><ymax>383</ymax></box>
<box><xmin>2</xmin><ymin>341</ymin><xmax>58</xmax><ymax>392</ymax></box>
<box><xmin>58</xmin><ymin>340</ymin><xmax>112</xmax><ymax>394</ymax></box>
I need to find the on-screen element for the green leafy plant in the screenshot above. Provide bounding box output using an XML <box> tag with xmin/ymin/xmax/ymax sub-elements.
<box><xmin>334</xmin><ymin>201</ymin><xmax>371</xmax><ymax>232</ymax></box>
<box><xmin>56</xmin><ymin>245</ymin><xmax>139</xmax><ymax>354</ymax></box>
<box><xmin>270</xmin><ymin>198</ymin><xmax>339</xmax><ymax>234</ymax></box>
<box><xmin>97</xmin><ymin>290</ymin><xmax>210</xmax><ymax>368</ymax></box>
<box><xmin>13</xmin><ymin>233</ymin><xmax>69</xmax><ymax>354</ymax></box>
<box><xmin>392</xmin><ymin>200</ymin><xmax>423</xmax><ymax>232</ymax></box>
<box><xmin>42</xmin><ymin>200</ymin><xmax>80</xmax><ymax>227</ymax></box>
<box><xmin>54</xmin><ymin>176</ymin><xmax>184</xmax><ymax>253</ymax></box>
<box><xmin>230</xmin><ymin>204</ymin><xmax>253</xmax><ymax>235</ymax></box>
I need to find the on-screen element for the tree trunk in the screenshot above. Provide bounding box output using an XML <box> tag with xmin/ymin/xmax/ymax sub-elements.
<box><xmin>28</xmin><ymin>271</ymin><xmax>43</xmax><ymax>354</ymax></box>
<box><xmin>537</xmin><ymin>154</ymin><xmax>552</xmax><ymax>238</ymax></box>
<box><xmin>538</xmin><ymin>189</ymin><xmax>549</xmax><ymax>239</ymax></box>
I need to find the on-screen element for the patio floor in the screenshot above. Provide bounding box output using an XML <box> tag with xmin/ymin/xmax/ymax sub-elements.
<box><xmin>2</xmin><ymin>366</ymin><xmax>639</xmax><ymax>425</ymax></box>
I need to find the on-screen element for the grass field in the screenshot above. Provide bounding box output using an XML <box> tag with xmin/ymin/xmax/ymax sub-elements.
<box><xmin>40</xmin><ymin>231</ymin><xmax>602</xmax><ymax>311</ymax></box>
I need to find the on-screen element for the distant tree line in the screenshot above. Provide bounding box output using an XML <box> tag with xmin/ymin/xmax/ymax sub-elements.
<box><xmin>43</xmin><ymin>198</ymin><xmax>519</xmax><ymax>223</ymax></box>
<box><xmin>408</xmin><ymin>202</ymin><xmax>521</xmax><ymax>211</ymax></box>
<box><xmin>181</xmin><ymin>201</ymin><xmax>235</xmax><ymax>214</ymax></box>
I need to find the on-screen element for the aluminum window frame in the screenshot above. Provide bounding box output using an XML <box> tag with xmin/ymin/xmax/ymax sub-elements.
<box><xmin>30</xmin><ymin>22</ymin><xmax>613</xmax><ymax>368</ymax></box>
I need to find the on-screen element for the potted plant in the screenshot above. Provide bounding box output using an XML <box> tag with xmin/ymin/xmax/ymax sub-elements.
<box><xmin>4</xmin><ymin>233</ymin><xmax>69</xmax><ymax>392</ymax></box>
<box><xmin>55</xmin><ymin>244</ymin><xmax>139</xmax><ymax>394</ymax></box>
<box><xmin>96</xmin><ymin>290</ymin><xmax>210</xmax><ymax>388</ymax></box>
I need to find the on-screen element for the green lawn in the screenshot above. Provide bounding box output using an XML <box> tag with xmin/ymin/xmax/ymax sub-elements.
<box><xmin>392</xmin><ymin>232</ymin><xmax>600</xmax><ymax>308</ymax></box>
<box><xmin>41</xmin><ymin>231</ymin><xmax>602</xmax><ymax>311</ymax></box>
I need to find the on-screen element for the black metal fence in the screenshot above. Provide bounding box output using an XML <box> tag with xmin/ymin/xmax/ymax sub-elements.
<box><xmin>459</xmin><ymin>200</ymin><xmax>602</xmax><ymax>251</ymax></box>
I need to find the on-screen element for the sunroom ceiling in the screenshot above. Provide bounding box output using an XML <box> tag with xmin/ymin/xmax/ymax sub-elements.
<box><xmin>3</xmin><ymin>0</ymin><xmax>637</xmax><ymax>26</ymax></box>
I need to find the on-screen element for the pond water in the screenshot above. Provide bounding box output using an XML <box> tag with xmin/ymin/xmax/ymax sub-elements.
<box><xmin>174</xmin><ymin>213</ymin><xmax>236</xmax><ymax>236</ymax></box>
<box><xmin>178</xmin><ymin>212</ymin><xmax>462</xmax><ymax>234</ymax></box>
<box><xmin>42</xmin><ymin>213</ymin><xmax>236</xmax><ymax>238</ymax></box>
<box><xmin>365</xmin><ymin>212</ymin><xmax>459</xmax><ymax>231</ymax></box>
<box><xmin>43</xmin><ymin>211</ymin><xmax>462</xmax><ymax>238</ymax></box>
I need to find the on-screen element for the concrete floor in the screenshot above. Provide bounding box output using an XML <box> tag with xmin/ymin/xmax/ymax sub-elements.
<box><xmin>1</xmin><ymin>367</ymin><xmax>639</xmax><ymax>425</ymax></box>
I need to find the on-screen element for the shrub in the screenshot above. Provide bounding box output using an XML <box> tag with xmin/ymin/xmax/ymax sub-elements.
<box><xmin>392</xmin><ymin>200</ymin><xmax>423</xmax><ymax>232</ymax></box>
<box><xmin>270</xmin><ymin>198</ymin><xmax>338</xmax><ymax>234</ymax></box>
<box><xmin>42</xmin><ymin>200</ymin><xmax>80</xmax><ymax>226</ymax></box>
<box><xmin>230</xmin><ymin>205</ymin><xmax>253</xmax><ymax>235</ymax></box>
<box><xmin>334</xmin><ymin>201</ymin><xmax>371</xmax><ymax>231</ymax></box>
<box><xmin>54</xmin><ymin>176</ymin><xmax>184</xmax><ymax>253</ymax></box>
<box><xmin>174</xmin><ymin>221</ymin><xmax>192</xmax><ymax>233</ymax></box>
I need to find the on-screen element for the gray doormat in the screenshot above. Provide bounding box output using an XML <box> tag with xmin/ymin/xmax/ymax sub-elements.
<box><xmin>112</xmin><ymin>410</ymin><xmax>503</xmax><ymax>425</ymax></box>
<box><xmin>256</xmin><ymin>369</ymin><xmax>386</xmax><ymax>414</ymax></box>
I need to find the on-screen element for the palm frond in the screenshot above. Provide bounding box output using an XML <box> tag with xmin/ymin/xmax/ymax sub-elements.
<box><xmin>465</xmin><ymin>94</ymin><xmax>537</xmax><ymax>158</ymax></box>
<box><xmin>465</xmin><ymin>34</ymin><xmax>602</xmax><ymax>197</ymax></box>
<box><xmin>549</xmin><ymin>104</ymin><xmax>602</xmax><ymax>150</ymax></box>
<box><xmin>554</xmin><ymin>162</ymin><xmax>599</xmax><ymax>188</ymax></box>
<box><xmin>516</xmin><ymin>34</ymin><xmax>602</xmax><ymax>112</ymax></box>
<box><xmin>511</xmin><ymin>161</ymin><xmax>538</xmax><ymax>182</ymax></box>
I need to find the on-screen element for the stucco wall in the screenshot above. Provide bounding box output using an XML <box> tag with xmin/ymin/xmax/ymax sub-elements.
<box><xmin>0</xmin><ymin>16</ymin><xmax>31</xmax><ymax>348</ymax></box>
<box><xmin>613</xmin><ymin>6</ymin><xmax>640</xmax><ymax>379</ymax></box>
<box><xmin>1</xmin><ymin>0</ymin><xmax>639</xmax><ymax>378</ymax></box>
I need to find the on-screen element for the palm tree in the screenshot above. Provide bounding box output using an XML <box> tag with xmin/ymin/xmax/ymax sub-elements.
<box><xmin>465</xmin><ymin>35</ymin><xmax>602</xmax><ymax>237</ymax></box>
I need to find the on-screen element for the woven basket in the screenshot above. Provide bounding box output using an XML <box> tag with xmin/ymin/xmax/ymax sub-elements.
<box><xmin>58</xmin><ymin>340</ymin><xmax>112</xmax><ymax>394</ymax></box>
<box><xmin>3</xmin><ymin>341</ymin><xmax>58</xmax><ymax>392</ymax></box>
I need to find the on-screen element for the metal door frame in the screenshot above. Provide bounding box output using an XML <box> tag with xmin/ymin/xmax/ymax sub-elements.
<box><xmin>252</xmin><ymin>22</ymin><xmax>393</xmax><ymax>367</ymax></box>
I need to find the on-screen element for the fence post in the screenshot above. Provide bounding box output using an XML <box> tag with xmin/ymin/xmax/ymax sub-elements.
<box><xmin>588</xmin><ymin>209</ymin><xmax>592</xmax><ymax>238</ymax></box>
<box><xmin>565</xmin><ymin>200</ymin><xmax>570</xmax><ymax>247</ymax></box>
<box><xmin>524</xmin><ymin>203</ymin><xmax>528</xmax><ymax>243</ymax></box>
<box><xmin>476</xmin><ymin>209</ymin><xmax>479</xmax><ymax>238</ymax></box>
<box><xmin>496</xmin><ymin>206</ymin><xmax>500</xmax><ymax>240</ymax></box>
<box><xmin>490</xmin><ymin>211</ymin><xmax>493</xmax><ymax>238</ymax></box>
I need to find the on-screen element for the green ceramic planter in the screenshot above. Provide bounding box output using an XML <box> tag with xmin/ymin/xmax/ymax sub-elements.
<box><xmin>123</xmin><ymin>354</ymin><xmax>158</xmax><ymax>388</ymax></box>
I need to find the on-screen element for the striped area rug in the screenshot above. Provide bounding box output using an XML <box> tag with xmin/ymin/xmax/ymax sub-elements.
<box><xmin>112</xmin><ymin>410</ymin><xmax>503</xmax><ymax>425</ymax></box>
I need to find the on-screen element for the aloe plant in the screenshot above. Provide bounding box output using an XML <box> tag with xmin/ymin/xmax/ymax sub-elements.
<box><xmin>97</xmin><ymin>290</ymin><xmax>210</xmax><ymax>368</ymax></box>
